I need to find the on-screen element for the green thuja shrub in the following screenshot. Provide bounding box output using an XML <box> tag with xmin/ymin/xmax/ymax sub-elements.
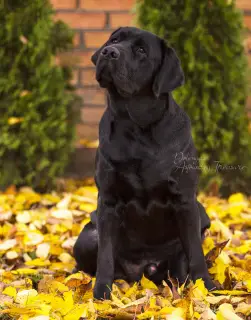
<box><xmin>0</xmin><ymin>0</ymin><xmax>80</xmax><ymax>190</ymax></box>
<box><xmin>137</xmin><ymin>0</ymin><xmax>251</xmax><ymax>196</ymax></box>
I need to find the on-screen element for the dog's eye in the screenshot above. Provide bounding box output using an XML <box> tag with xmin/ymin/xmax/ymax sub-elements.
<box><xmin>137</xmin><ymin>47</ymin><xmax>146</xmax><ymax>54</ymax></box>
<box><xmin>111</xmin><ymin>38</ymin><xmax>119</xmax><ymax>44</ymax></box>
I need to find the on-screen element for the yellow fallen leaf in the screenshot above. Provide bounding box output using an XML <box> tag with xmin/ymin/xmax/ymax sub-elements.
<box><xmin>29</xmin><ymin>316</ymin><xmax>49</xmax><ymax>320</ymax></box>
<box><xmin>63</xmin><ymin>304</ymin><xmax>88</xmax><ymax>320</ymax></box>
<box><xmin>79</xmin><ymin>203</ymin><xmax>97</xmax><ymax>213</ymax></box>
<box><xmin>25</xmin><ymin>259</ymin><xmax>51</xmax><ymax>267</ymax></box>
<box><xmin>61</xmin><ymin>237</ymin><xmax>77</xmax><ymax>249</ymax></box>
<box><xmin>59</xmin><ymin>252</ymin><xmax>73</xmax><ymax>263</ymax></box>
<box><xmin>211</xmin><ymin>290</ymin><xmax>250</xmax><ymax>295</ymax></box>
<box><xmin>228</xmin><ymin>193</ymin><xmax>245</xmax><ymax>203</ymax></box>
<box><xmin>93</xmin><ymin>302</ymin><xmax>111</xmax><ymax>311</ymax></box>
<box><xmin>51</xmin><ymin>209</ymin><xmax>73</xmax><ymax>220</ymax></box>
<box><xmin>203</xmin><ymin>237</ymin><xmax>215</xmax><ymax>255</ymax></box>
<box><xmin>15</xmin><ymin>289</ymin><xmax>38</xmax><ymax>305</ymax></box>
<box><xmin>50</xmin><ymin>296</ymin><xmax>65</xmax><ymax>313</ymax></box>
<box><xmin>49</xmin><ymin>245</ymin><xmax>64</xmax><ymax>255</ymax></box>
<box><xmin>211</xmin><ymin>220</ymin><xmax>232</xmax><ymax>239</ymax></box>
<box><xmin>12</xmin><ymin>268</ymin><xmax>38</xmax><ymax>275</ymax></box>
<box><xmin>51</xmin><ymin>292</ymin><xmax>74</xmax><ymax>315</ymax></box>
<box><xmin>0</xmin><ymin>211</ymin><xmax>12</xmax><ymax>222</ymax></box>
<box><xmin>79</xmin><ymin>139</ymin><xmax>99</xmax><ymax>148</ymax></box>
<box><xmin>209</xmin><ymin>256</ymin><xmax>228</xmax><ymax>284</ymax></box>
<box><xmin>0</xmin><ymin>307</ymin><xmax>36</xmax><ymax>315</ymax></box>
<box><xmin>2</xmin><ymin>286</ymin><xmax>17</xmax><ymax>298</ymax></box>
<box><xmin>200</xmin><ymin>308</ymin><xmax>217</xmax><ymax>320</ymax></box>
<box><xmin>16</xmin><ymin>211</ymin><xmax>31</xmax><ymax>223</ymax></box>
<box><xmin>46</xmin><ymin>281</ymin><xmax>67</xmax><ymax>295</ymax></box>
<box><xmin>6</xmin><ymin>250</ymin><xmax>18</xmax><ymax>260</ymax></box>
<box><xmin>0</xmin><ymin>294</ymin><xmax>14</xmax><ymax>305</ymax></box>
<box><xmin>64</xmin><ymin>272</ymin><xmax>91</xmax><ymax>287</ymax></box>
<box><xmin>49</xmin><ymin>262</ymin><xmax>75</xmax><ymax>273</ymax></box>
<box><xmin>206</xmin><ymin>295</ymin><xmax>230</xmax><ymax>304</ymax></box>
<box><xmin>244</xmin><ymin>279</ymin><xmax>251</xmax><ymax>292</ymax></box>
<box><xmin>191</xmin><ymin>279</ymin><xmax>208</xmax><ymax>300</ymax></box>
<box><xmin>24</xmin><ymin>232</ymin><xmax>44</xmax><ymax>246</ymax></box>
<box><xmin>137</xmin><ymin>311</ymin><xmax>158</xmax><ymax>319</ymax></box>
<box><xmin>235</xmin><ymin>302</ymin><xmax>251</xmax><ymax>315</ymax></box>
<box><xmin>111</xmin><ymin>292</ymin><xmax>124</xmax><ymax>307</ymax></box>
<box><xmin>159</xmin><ymin>306</ymin><xmax>177</xmax><ymax>314</ymax></box>
<box><xmin>36</xmin><ymin>243</ymin><xmax>50</xmax><ymax>259</ymax></box>
<box><xmin>8</xmin><ymin>117</ymin><xmax>24</xmax><ymax>125</ymax></box>
<box><xmin>141</xmin><ymin>274</ymin><xmax>158</xmax><ymax>291</ymax></box>
<box><xmin>56</xmin><ymin>195</ymin><xmax>72</xmax><ymax>209</ymax></box>
<box><xmin>217</xmin><ymin>303</ymin><xmax>243</xmax><ymax>320</ymax></box>
<box><xmin>234</xmin><ymin>243</ymin><xmax>251</xmax><ymax>254</ymax></box>
<box><xmin>124</xmin><ymin>282</ymin><xmax>138</xmax><ymax>298</ymax></box>
<box><xmin>122</xmin><ymin>296</ymin><xmax>148</xmax><ymax>309</ymax></box>
<box><xmin>63</xmin><ymin>290</ymin><xmax>74</xmax><ymax>307</ymax></box>
<box><xmin>0</xmin><ymin>239</ymin><xmax>17</xmax><ymax>251</ymax></box>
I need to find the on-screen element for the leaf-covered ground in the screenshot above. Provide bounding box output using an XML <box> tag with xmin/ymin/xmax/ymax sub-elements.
<box><xmin>0</xmin><ymin>180</ymin><xmax>251</xmax><ymax>320</ymax></box>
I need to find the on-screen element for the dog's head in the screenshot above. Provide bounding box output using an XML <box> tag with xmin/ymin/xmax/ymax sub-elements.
<box><xmin>91</xmin><ymin>27</ymin><xmax>185</xmax><ymax>98</ymax></box>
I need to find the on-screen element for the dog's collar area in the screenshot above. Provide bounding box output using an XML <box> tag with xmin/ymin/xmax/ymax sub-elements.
<box><xmin>108</xmin><ymin>93</ymin><xmax>171</xmax><ymax>129</ymax></box>
<box><xmin>126</xmin><ymin>98</ymin><xmax>167</xmax><ymax>129</ymax></box>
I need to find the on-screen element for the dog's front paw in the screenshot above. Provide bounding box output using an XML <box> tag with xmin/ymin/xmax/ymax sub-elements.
<box><xmin>94</xmin><ymin>282</ymin><xmax>112</xmax><ymax>300</ymax></box>
<box><xmin>203</xmin><ymin>276</ymin><xmax>216</xmax><ymax>291</ymax></box>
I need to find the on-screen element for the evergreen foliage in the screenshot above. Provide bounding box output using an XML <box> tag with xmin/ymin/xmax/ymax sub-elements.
<box><xmin>0</xmin><ymin>0</ymin><xmax>80</xmax><ymax>190</ymax></box>
<box><xmin>137</xmin><ymin>0</ymin><xmax>251</xmax><ymax>195</ymax></box>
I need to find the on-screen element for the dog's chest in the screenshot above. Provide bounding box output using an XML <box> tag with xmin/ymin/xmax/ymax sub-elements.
<box><xmin>99</xmin><ymin>116</ymin><xmax>179</xmax><ymax>192</ymax></box>
<box><xmin>100</xmin><ymin>116</ymin><xmax>150</xmax><ymax>161</ymax></box>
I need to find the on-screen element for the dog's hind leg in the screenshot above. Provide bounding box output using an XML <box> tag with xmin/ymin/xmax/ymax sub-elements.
<box><xmin>197</xmin><ymin>201</ymin><xmax>211</xmax><ymax>240</ymax></box>
<box><xmin>73</xmin><ymin>211</ymin><xmax>98</xmax><ymax>276</ymax></box>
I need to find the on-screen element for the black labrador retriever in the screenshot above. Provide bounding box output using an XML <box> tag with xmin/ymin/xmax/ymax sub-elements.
<box><xmin>73</xmin><ymin>26</ymin><xmax>215</xmax><ymax>300</ymax></box>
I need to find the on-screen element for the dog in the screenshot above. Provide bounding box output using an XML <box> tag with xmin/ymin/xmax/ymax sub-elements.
<box><xmin>73</xmin><ymin>26</ymin><xmax>215</xmax><ymax>300</ymax></box>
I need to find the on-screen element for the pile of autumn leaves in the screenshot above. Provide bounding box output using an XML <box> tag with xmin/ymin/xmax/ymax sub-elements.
<box><xmin>0</xmin><ymin>180</ymin><xmax>251</xmax><ymax>320</ymax></box>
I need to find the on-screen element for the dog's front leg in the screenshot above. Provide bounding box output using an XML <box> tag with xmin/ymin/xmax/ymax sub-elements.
<box><xmin>175</xmin><ymin>198</ymin><xmax>215</xmax><ymax>290</ymax></box>
<box><xmin>94</xmin><ymin>197</ymin><xmax>119</xmax><ymax>300</ymax></box>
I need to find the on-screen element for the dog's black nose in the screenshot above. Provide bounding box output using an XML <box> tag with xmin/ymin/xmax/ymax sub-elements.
<box><xmin>101</xmin><ymin>47</ymin><xmax>120</xmax><ymax>60</ymax></box>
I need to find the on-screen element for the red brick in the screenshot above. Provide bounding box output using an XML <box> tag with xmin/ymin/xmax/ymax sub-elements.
<box><xmin>248</xmin><ymin>53</ymin><xmax>251</xmax><ymax>66</ymax></box>
<box><xmin>82</xmin><ymin>68</ymin><xmax>97</xmax><ymax>86</ymax></box>
<box><xmin>110</xmin><ymin>13</ymin><xmax>135</xmax><ymax>28</ymax></box>
<box><xmin>76</xmin><ymin>123</ymin><xmax>99</xmax><ymax>140</ymax></box>
<box><xmin>85</xmin><ymin>31</ymin><xmax>111</xmax><ymax>48</ymax></box>
<box><xmin>244</xmin><ymin>35</ymin><xmax>251</xmax><ymax>53</ymax></box>
<box><xmin>58</xmin><ymin>51</ymin><xmax>95</xmax><ymax>67</ymax></box>
<box><xmin>51</xmin><ymin>0</ymin><xmax>76</xmax><ymax>9</ymax></box>
<box><xmin>55</xmin><ymin>12</ymin><xmax>106</xmax><ymax>29</ymax></box>
<box><xmin>81</xmin><ymin>106</ymin><xmax>105</xmax><ymax>123</ymax></box>
<box><xmin>70</xmin><ymin>69</ymin><xmax>79</xmax><ymax>86</ymax></box>
<box><xmin>247</xmin><ymin>95</ymin><xmax>251</xmax><ymax>109</ymax></box>
<box><xmin>78</xmin><ymin>51</ymin><xmax>95</xmax><ymax>67</ymax></box>
<box><xmin>80</xmin><ymin>0</ymin><xmax>134</xmax><ymax>10</ymax></box>
<box><xmin>236</xmin><ymin>0</ymin><xmax>251</xmax><ymax>10</ymax></box>
<box><xmin>77</xmin><ymin>88</ymin><xmax>106</xmax><ymax>105</ymax></box>
<box><xmin>244</xmin><ymin>15</ymin><xmax>251</xmax><ymax>29</ymax></box>
<box><xmin>74</xmin><ymin>32</ymin><xmax>81</xmax><ymax>47</ymax></box>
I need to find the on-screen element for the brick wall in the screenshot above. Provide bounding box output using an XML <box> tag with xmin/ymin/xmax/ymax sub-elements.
<box><xmin>52</xmin><ymin>0</ymin><xmax>251</xmax><ymax>140</ymax></box>
<box><xmin>52</xmin><ymin>0</ymin><xmax>134</xmax><ymax>141</ymax></box>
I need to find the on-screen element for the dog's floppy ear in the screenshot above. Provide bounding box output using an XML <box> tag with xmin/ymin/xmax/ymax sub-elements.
<box><xmin>91</xmin><ymin>27</ymin><xmax>122</xmax><ymax>65</ymax></box>
<box><xmin>153</xmin><ymin>41</ymin><xmax>185</xmax><ymax>98</ymax></box>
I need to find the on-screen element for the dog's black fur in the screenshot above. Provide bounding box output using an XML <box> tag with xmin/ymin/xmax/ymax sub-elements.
<box><xmin>73</xmin><ymin>27</ymin><xmax>215</xmax><ymax>300</ymax></box>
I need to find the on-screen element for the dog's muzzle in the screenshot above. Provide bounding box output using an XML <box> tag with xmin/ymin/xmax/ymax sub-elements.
<box><xmin>101</xmin><ymin>46</ymin><xmax>120</xmax><ymax>60</ymax></box>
